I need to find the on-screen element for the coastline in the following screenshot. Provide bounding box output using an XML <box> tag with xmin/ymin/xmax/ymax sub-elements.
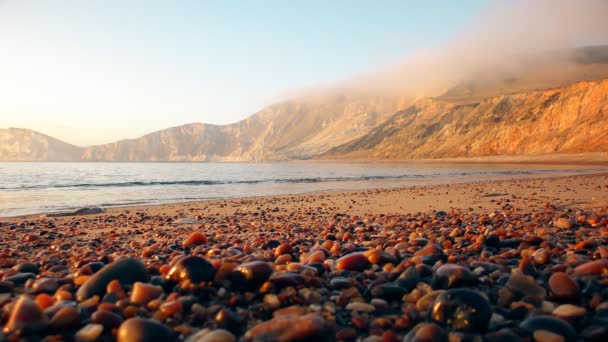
<box><xmin>4</xmin><ymin>171</ymin><xmax>608</xmax><ymax>222</ymax></box>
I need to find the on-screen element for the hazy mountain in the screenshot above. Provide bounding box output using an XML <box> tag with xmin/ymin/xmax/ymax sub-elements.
<box><xmin>321</xmin><ymin>79</ymin><xmax>608</xmax><ymax>160</ymax></box>
<box><xmin>1</xmin><ymin>46</ymin><xmax>608</xmax><ymax>162</ymax></box>
<box><xmin>0</xmin><ymin>128</ymin><xmax>83</xmax><ymax>161</ymax></box>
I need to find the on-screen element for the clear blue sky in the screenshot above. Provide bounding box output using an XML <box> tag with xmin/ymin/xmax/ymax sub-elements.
<box><xmin>0</xmin><ymin>0</ymin><xmax>487</xmax><ymax>145</ymax></box>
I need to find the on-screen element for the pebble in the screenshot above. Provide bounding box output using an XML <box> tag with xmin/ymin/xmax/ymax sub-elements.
<box><xmin>548</xmin><ymin>272</ymin><xmax>579</xmax><ymax>300</ymax></box>
<box><xmin>402</xmin><ymin>322</ymin><xmax>448</xmax><ymax>342</ymax></box>
<box><xmin>243</xmin><ymin>314</ymin><xmax>332</xmax><ymax>342</ymax></box>
<box><xmin>167</xmin><ymin>256</ymin><xmax>216</xmax><ymax>284</ymax></box>
<box><xmin>3</xmin><ymin>295</ymin><xmax>46</xmax><ymax>334</ymax></box>
<box><xmin>431</xmin><ymin>264</ymin><xmax>475</xmax><ymax>289</ymax></box>
<box><xmin>130</xmin><ymin>282</ymin><xmax>163</xmax><ymax>305</ymax></box>
<box><xmin>75</xmin><ymin>323</ymin><xmax>104</xmax><ymax>342</ymax></box>
<box><xmin>186</xmin><ymin>329</ymin><xmax>236</xmax><ymax>342</ymax></box>
<box><xmin>117</xmin><ymin>317</ymin><xmax>174</xmax><ymax>342</ymax></box>
<box><xmin>76</xmin><ymin>257</ymin><xmax>148</xmax><ymax>301</ymax></box>
<box><xmin>183</xmin><ymin>232</ymin><xmax>208</xmax><ymax>247</ymax></box>
<box><xmin>429</xmin><ymin>288</ymin><xmax>491</xmax><ymax>333</ymax></box>
<box><xmin>336</xmin><ymin>252</ymin><xmax>371</xmax><ymax>272</ymax></box>
<box><xmin>519</xmin><ymin>316</ymin><xmax>576</xmax><ymax>341</ymax></box>
<box><xmin>229</xmin><ymin>261</ymin><xmax>273</xmax><ymax>290</ymax></box>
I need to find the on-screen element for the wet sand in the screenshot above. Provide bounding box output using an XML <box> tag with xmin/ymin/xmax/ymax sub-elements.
<box><xmin>1</xmin><ymin>172</ymin><xmax>607</xmax><ymax>341</ymax></box>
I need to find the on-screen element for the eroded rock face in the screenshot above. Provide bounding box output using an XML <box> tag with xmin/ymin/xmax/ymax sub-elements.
<box><xmin>322</xmin><ymin>79</ymin><xmax>608</xmax><ymax>160</ymax></box>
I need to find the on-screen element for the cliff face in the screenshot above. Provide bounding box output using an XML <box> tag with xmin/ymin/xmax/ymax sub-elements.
<box><xmin>322</xmin><ymin>80</ymin><xmax>608</xmax><ymax>159</ymax></box>
<box><xmin>79</xmin><ymin>95</ymin><xmax>408</xmax><ymax>161</ymax></box>
<box><xmin>0</xmin><ymin>128</ymin><xmax>82</xmax><ymax>161</ymax></box>
<box><xmin>2</xmin><ymin>46</ymin><xmax>608</xmax><ymax>162</ymax></box>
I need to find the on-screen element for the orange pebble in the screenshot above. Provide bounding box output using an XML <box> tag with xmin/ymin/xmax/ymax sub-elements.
<box><xmin>182</xmin><ymin>232</ymin><xmax>207</xmax><ymax>247</ymax></box>
<box><xmin>74</xmin><ymin>275</ymin><xmax>91</xmax><ymax>286</ymax></box>
<box><xmin>35</xmin><ymin>293</ymin><xmax>55</xmax><ymax>310</ymax></box>
<box><xmin>55</xmin><ymin>289</ymin><xmax>73</xmax><ymax>302</ymax></box>
<box><xmin>106</xmin><ymin>280</ymin><xmax>126</xmax><ymax>299</ymax></box>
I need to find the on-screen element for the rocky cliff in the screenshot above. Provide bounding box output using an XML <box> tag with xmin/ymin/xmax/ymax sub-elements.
<box><xmin>321</xmin><ymin>79</ymin><xmax>608</xmax><ymax>159</ymax></box>
<box><xmin>0</xmin><ymin>128</ymin><xmax>82</xmax><ymax>161</ymax></box>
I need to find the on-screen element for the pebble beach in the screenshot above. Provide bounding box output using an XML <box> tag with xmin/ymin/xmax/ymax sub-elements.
<box><xmin>1</xmin><ymin>172</ymin><xmax>608</xmax><ymax>341</ymax></box>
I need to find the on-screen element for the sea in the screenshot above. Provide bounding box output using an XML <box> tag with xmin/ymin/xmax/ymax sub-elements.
<box><xmin>0</xmin><ymin>162</ymin><xmax>604</xmax><ymax>217</ymax></box>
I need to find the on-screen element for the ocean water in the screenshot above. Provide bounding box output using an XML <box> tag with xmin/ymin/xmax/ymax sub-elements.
<box><xmin>0</xmin><ymin>162</ymin><xmax>603</xmax><ymax>217</ymax></box>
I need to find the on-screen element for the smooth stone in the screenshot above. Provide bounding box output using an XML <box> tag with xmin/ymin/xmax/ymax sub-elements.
<box><xmin>269</xmin><ymin>273</ymin><xmax>305</xmax><ymax>289</ymax></box>
<box><xmin>186</xmin><ymin>329</ymin><xmax>236</xmax><ymax>342</ymax></box>
<box><xmin>76</xmin><ymin>257</ymin><xmax>148</xmax><ymax>301</ymax></box>
<box><xmin>167</xmin><ymin>256</ymin><xmax>216</xmax><ymax>284</ymax></box>
<box><xmin>117</xmin><ymin>318</ymin><xmax>174</xmax><ymax>342</ymax></box>
<box><xmin>5</xmin><ymin>273</ymin><xmax>36</xmax><ymax>286</ymax></box>
<box><xmin>274</xmin><ymin>243</ymin><xmax>293</xmax><ymax>258</ymax></box>
<box><xmin>416</xmin><ymin>290</ymin><xmax>445</xmax><ymax>315</ymax></box>
<box><xmin>414</xmin><ymin>244</ymin><xmax>443</xmax><ymax>259</ymax></box>
<box><xmin>506</xmin><ymin>271</ymin><xmax>546</xmax><ymax>299</ymax></box>
<box><xmin>402</xmin><ymin>322</ymin><xmax>448</xmax><ymax>342</ymax></box>
<box><xmin>554</xmin><ymin>217</ymin><xmax>573</xmax><ymax>229</ymax></box>
<box><xmin>130</xmin><ymin>282</ymin><xmax>163</xmax><ymax>305</ymax></box>
<box><xmin>548</xmin><ymin>272</ymin><xmax>579</xmax><ymax>300</ymax></box>
<box><xmin>336</xmin><ymin>253</ymin><xmax>371</xmax><ymax>272</ymax></box>
<box><xmin>75</xmin><ymin>324</ymin><xmax>104</xmax><ymax>342</ymax></box>
<box><xmin>183</xmin><ymin>232</ymin><xmax>208</xmax><ymax>247</ymax></box>
<box><xmin>14</xmin><ymin>262</ymin><xmax>39</xmax><ymax>274</ymax></box>
<box><xmin>519</xmin><ymin>316</ymin><xmax>576</xmax><ymax>341</ymax></box>
<box><xmin>429</xmin><ymin>288</ymin><xmax>491</xmax><ymax>333</ymax></box>
<box><xmin>91</xmin><ymin>310</ymin><xmax>123</xmax><ymax>329</ymax></box>
<box><xmin>552</xmin><ymin>304</ymin><xmax>586</xmax><ymax>318</ymax></box>
<box><xmin>395</xmin><ymin>267</ymin><xmax>420</xmax><ymax>291</ymax></box>
<box><xmin>3</xmin><ymin>295</ymin><xmax>47</xmax><ymax>334</ymax></box>
<box><xmin>431</xmin><ymin>264</ymin><xmax>475</xmax><ymax>289</ymax></box>
<box><xmin>573</xmin><ymin>260</ymin><xmax>608</xmax><ymax>276</ymax></box>
<box><xmin>228</xmin><ymin>261</ymin><xmax>273</xmax><ymax>290</ymax></box>
<box><xmin>370</xmin><ymin>284</ymin><xmax>407</xmax><ymax>300</ymax></box>
<box><xmin>533</xmin><ymin>330</ymin><xmax>565</xmax><ymax>342</ymax></box>
<box><xmin>49</xmin><ymin>306</ymin><xmax>80</xmax><ymax>329</ymax></box>
<box><xmin>243</xmin><ymin>314</ymin><xmax>332</xmax><ymax>342</ymax></box>
<box><xmin>346</xmin><ymin>302</ymin><xmax>376</xmax><ymax>312</ymax></box>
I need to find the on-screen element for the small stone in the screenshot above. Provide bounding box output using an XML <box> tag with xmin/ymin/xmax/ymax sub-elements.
<box><xmin>533</xmin><ymin>330</ymin><xmax>564</xmax><ymax>342</ymax></box>
<box><xmin>554</xmin><ymin>217</ymin><xmax>573</xmax><ymax>229</ymax></box>
<box><xmin>183</xmin><ymin>232</ymin><xmax>207</xmax><ymax>247</ymax></box>
<box><xmin>75</xmin><ymin>324</ymin><xmax>104</xmax><ymax>342</ymax></box>
<box><xmin>573</xmin><ymin>260</ymin><xmax>608</xmax><ymax>276</ymax></box>
<box><xmin>167</xmin><ymin>256</ymin><xmax>216</xmax><ymax>284</ymax></box>
<box><xmin>117</xmin><ymin>317</ymin><xmax>174</xmax><ymax>342</ymax></box>
<box><xmin>345</xmin><ymin>302</ymin><xmax>375</xmax><ymax>312</ymax></box>
<box><xmin>519</xmin><ymin>316</ymin><xmax>575</xmax><ymax>342</ymax></box>
<box><xmin>186</xmin><ymin>329</ymin><xmax>236</xmax><ymax>342</ymax></box>
<box><xmin>402</xmin><ymin>322</ymin><xmax>448</xmax><ymax>342</ymax></box>
<box><xmin>264</xmin><ymin>294</ymin><xmax>281</xmax><ymax>309</ymax></box>
<box><xmin>228</xmin><ymin>261</ymin><xmax>273</xmax><ymax>290</ymax></box>
<box><xmin>431</xmin><ymin>264</ymin><xmax>475</xmax><ymax>289</ymax></box>
<box><xmin>506</xmin><ymin>271</ymin><xmax>546</xmax><ymax>300</ymax></box>
<box><xmin>92</xmin><ymin>310</ymin><xmax>123</xmax><ymax>329</ymax></box>
<box><xmin>416</xmin><ymin>290</ymin><xmax>445</xmax><ymax>315</ymax></box>
<box><xmin>552</xmin><ymin>304</ymin><xmax>586</xmax><ymax>319</ymax></box>
<box><xmin>49</xmin><ymin>306</ymin><xmax>80</xmax><ymax>329</ymax></box>
<box><xmin>76</xmin><ymin>257</ymin><xmax>149</xmax><ymax>301</ymax></box>
<box><xmin>130</xmin><ymin>282</ymin><xmax>163</xmax><ymax>305</ymax></box>
<box><xmin>429</xmin><ymin>288</ymin><xmax>491</xmax><ymax>333</ymax></box>
<box><xmin>3</xmin><ymin>295</ymin><xmax>47</xmax><ymax>334</ymax></box>
<box><xmin>336</xmin><ymin>253</ymin><xmax>371</xmax><ymax>272</ymax></box>
<box><xmin>243</xmin><ymin>314</ymin><xmax>332</xmax><ymax>342</ymax></box>
<box><xmin>274</xmin><ymin>243</ymin><xmax>293</xmax><ymax>258</ymax></box>
<box><xmin>548</xmin><ymin>272</ymin><xmax>578</xmax><ymax>300</ymax></box>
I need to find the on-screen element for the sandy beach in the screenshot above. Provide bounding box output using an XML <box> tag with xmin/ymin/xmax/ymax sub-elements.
<box><xmin>1</xmin><ymin>172</ymin><xmax>608</xmax><ymax>341</ymax></box>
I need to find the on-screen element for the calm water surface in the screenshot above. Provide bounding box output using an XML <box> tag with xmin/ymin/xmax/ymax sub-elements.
<box><xmin>0</xmin><ymin>162</ymin><xmax>604</xmax><ymax>217</ymax></box>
